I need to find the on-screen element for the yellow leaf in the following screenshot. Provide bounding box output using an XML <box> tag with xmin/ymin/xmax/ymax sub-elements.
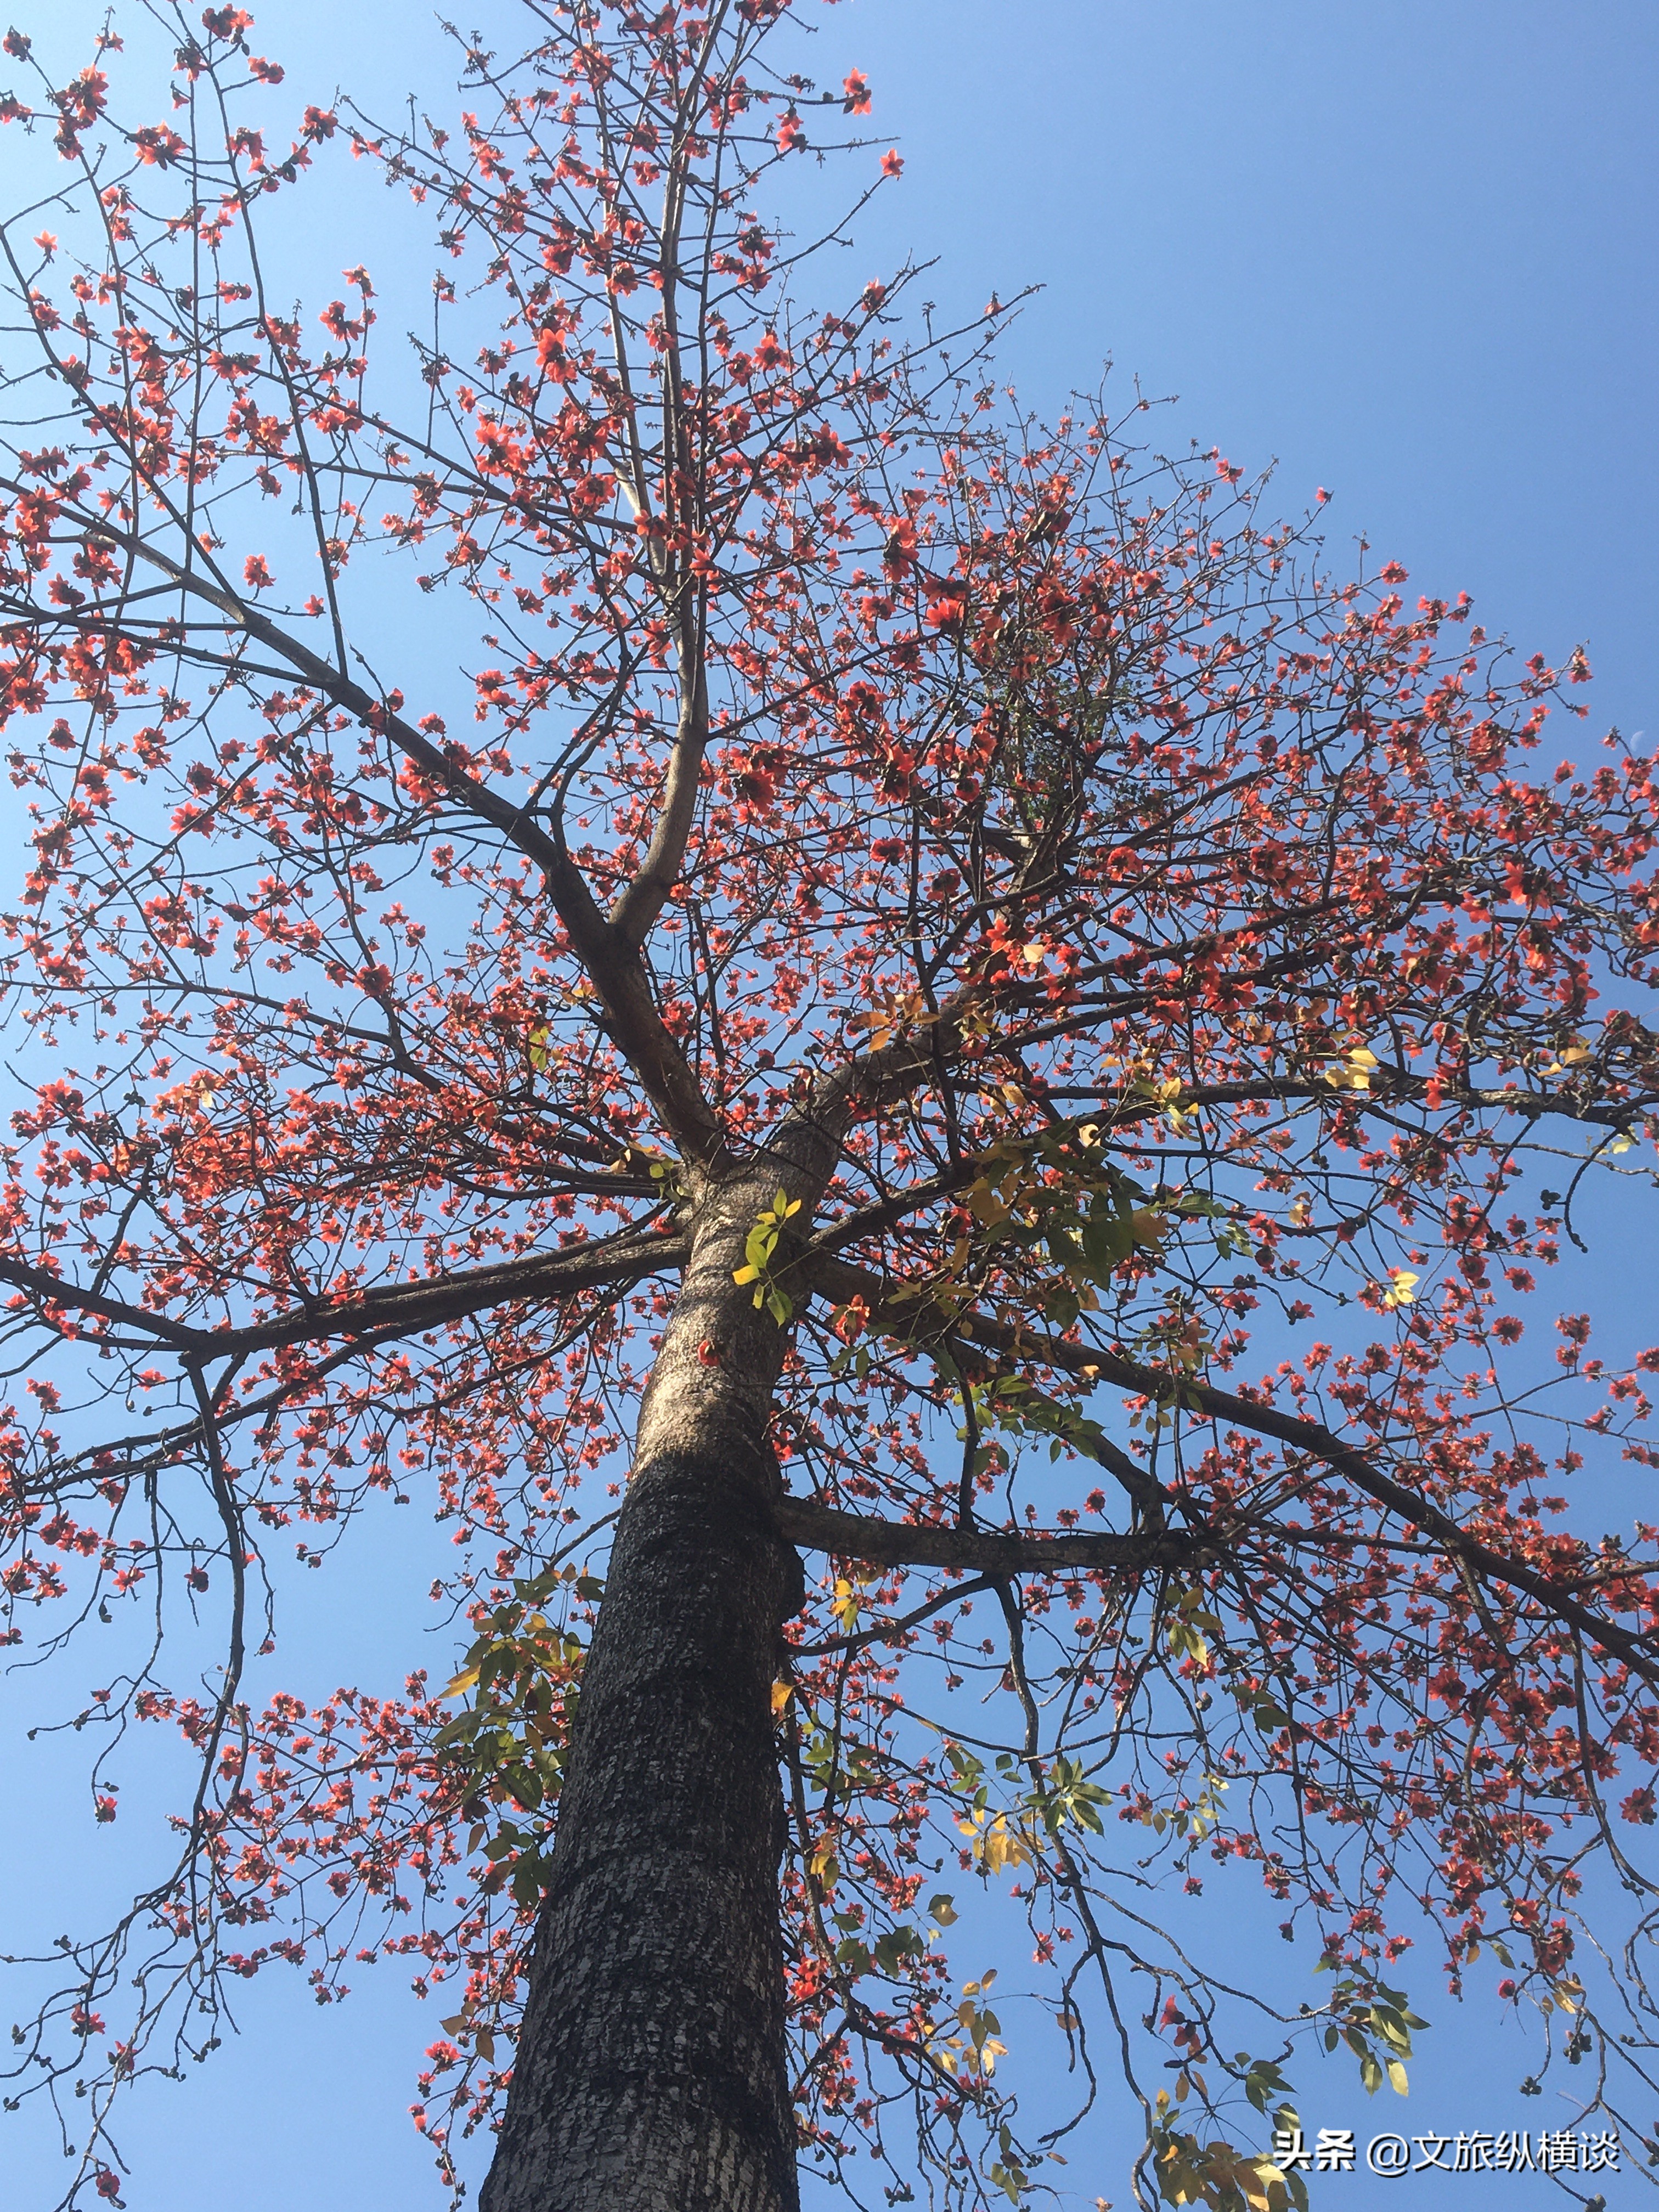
<box><xmin>732</xmin><ymin>1263</ymin><xmax>761</xmax><ymax>1285</ymax></box>
<box><xmin>528</xmin><ymin>1022</ymin><xmax>554</xmax><ymax>1071</ymax></box>
<box><xmin>1128</xmin><ymin>1206</ymin><xmax>1171</xmax><ymax>1249</ymax></box>
<box><xmin>1239</xmin><ymin>2166</ymin><xmax>1275</xmax><ymax>2212</ymax></box>
<box><xmin>1323</xmin><ymin>1045</ymin><xmax>1378</xmax><ymax>1093</ymax></box>
<box><xmin>770</xmin><ymin>1680</ymin><xmax>793</xmax><ymax>1714</ymax></box>
<box><xmin>442</xmin><ymin>1664</ymin><xmax>479</xmax><ymax>1697</ymax></box>
<box><xmin>1380</xmin><ymin>1267</ymin><xmax>1419</xmax><ymax>1310</ymax></box>
<box><xmin>975</xmin><ymin>1814</ymin><xmax>1034</xmax><ymax>1873</ymax></box>
<box><xmin>967</xmin><ymin>1180</ymin><xmax>1010</xmax><ymax>1227</ymax></box>
<box><xmin>1386</xmin><ymin>2057</ymin><xmax>1409</xmax><ymax>2096</ymax></box>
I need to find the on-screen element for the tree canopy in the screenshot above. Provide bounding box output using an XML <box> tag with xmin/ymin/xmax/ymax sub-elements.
<box><xmin>3</xmin><ymin>5</ymin><xmax>1659</xmax><ymax>2208</ymax></box>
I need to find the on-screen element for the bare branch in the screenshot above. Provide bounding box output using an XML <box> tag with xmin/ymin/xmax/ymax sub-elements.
<box><xmin>0</xmin><ymin>1232</ymin><xmax>689</xmax><ymax>1359</ymax></box>
<box><xmin>52</xmin><ymin>505</ymin><xmax>728</xmax><ymax>1164</ymax></box>
<box><xmin>810</xmin><ymin>1255</ymin><xmax>1659</xmax><ymax>1688</ymax></box>
<box><xmin>774</xmin><ymin>1494</ymin><xmax>1212</xmax><ymax>1577</ymax></box>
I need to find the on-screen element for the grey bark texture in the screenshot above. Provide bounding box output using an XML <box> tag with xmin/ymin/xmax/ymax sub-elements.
<box><xmin>479</xmin><ymin>1178</ymin><xmax>809</xmax><ymax>2212</ymax></box>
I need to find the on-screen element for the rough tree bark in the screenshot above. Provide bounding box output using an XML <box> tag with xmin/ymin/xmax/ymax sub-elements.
<box><xmin>479</xmin><ymin>1178</ymin><xmax>808</xmax><ymax>2212</ymax></box>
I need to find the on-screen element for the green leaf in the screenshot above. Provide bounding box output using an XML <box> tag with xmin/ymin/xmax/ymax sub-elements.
<box><xmin>872</xmin><ymin>1927</ymin><xmax>921</xmax><ymax>1974</ymax></box>
<box><xmin>1081</xmin><ymin>1206</ymin><xmax>1134</xmax><ymax>1276</ymax></box>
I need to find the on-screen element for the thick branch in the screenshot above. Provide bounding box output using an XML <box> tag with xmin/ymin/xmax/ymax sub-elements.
<box><xmin>0</xmin><ymin>1232</ymin><xmax>687</xmax><ymax>1360</ymax></box>
<box><xmin>774</xmin><ymin>1494</ymin><xmax>1211</xmax><ymax>1577</ymax></box>
<box><xmin>60</xmin><ymin>511</ymin><xmax>725</xmax><ymax>1164</ymax></box>
<box><xmin>608</xmin><ymin>649</ymin><xmax>709</xmax><ymax>950</ymax></box>
<box><xmin>0</xmin><ymin>1254</ymin><xmax>204</xmax><ymax>1349</ymax></box>
<box><xmin>804</xmin><ymin>1071</ymin><xmax>1659</xmax><ymax>1271</ymax></box>
<box><xmin>809</xmin><ymin>1256</ymin><xmax>1659</xmax><ymax>1688</ymax></box>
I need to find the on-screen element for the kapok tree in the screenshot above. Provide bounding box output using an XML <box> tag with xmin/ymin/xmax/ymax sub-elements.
<box><xmin>3</xmin><ymin>5</ymin><xmax>1659</xmax><ymax>2209</ymax></box>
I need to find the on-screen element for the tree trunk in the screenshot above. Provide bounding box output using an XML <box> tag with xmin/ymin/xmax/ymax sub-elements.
<box><xmin>480</xmin><ymin>1188</ymin><xmax>804</xmax><ymax>2212</ymax></box>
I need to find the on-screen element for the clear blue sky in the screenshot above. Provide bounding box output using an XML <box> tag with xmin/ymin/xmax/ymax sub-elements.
<box><xmin>3</xmin><ymin>3</ymin><xmax>1655</xmax><ymax>2206</ymax></box>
